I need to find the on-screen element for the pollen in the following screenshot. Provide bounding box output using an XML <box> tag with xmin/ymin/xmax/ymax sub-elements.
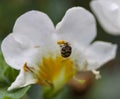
<box><xmin>57</xmin><ymin>40</ymin><xmax>67</xmax><ymax>45</ymax></box>
<box><xmin>36</xmin><ymin>55</ymin><xmax>77</xmax><ymax>87</ymax></box>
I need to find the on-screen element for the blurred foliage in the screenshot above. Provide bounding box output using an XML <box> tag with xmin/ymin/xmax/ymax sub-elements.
<box><xmin>0</xmin><ymin>52</ymin><xmax>18</xmax><ymax>85</ymax></box>
<box><xmin>0</xmin><ymin>0</ymin><xmax>120</xmax><ymax>99</ymax></box>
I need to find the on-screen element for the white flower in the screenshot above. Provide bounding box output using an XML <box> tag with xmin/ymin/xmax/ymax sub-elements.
<box><xmin>90</xmin><ymin>0</ymin><xmax>120</xmax><ymax>35</ymax></box>
<box><xmin>1</xmin><ymin>7</ymin><xmax>117</xmax><ymax>91</ymax></box>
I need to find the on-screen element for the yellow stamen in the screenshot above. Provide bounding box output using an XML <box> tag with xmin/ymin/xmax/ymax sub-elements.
<box><xmin>37</xmin><ymin>55</ymin><xmax>77</xmax><ymax>87</ymax></box>
<box><xmin>57</xmin><ymin>40</ymin><xmax>67</xmax><ymax>45</ymax></box>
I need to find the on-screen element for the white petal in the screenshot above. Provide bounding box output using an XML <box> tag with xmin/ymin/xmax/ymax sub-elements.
<box><xmin>56</xmin><ymin>7</ymin><xmax>96</xmax><ymax>47</ymax></box>
<box><xmin>90</xmin><ymin>0</ymin><xmax>120</xmax><ymax>35</ymax></box>
<box><xmin>84</xmin><ymin>41</ymin><xmax>117</xmax><ymax>70</ymax></box>
<box><xmin>71</xmin><ymin>45</ymin><xmax>88</xmax><ymax>71</ymax></box>
<box><xmin>1</xmin><ymin>34</ymin><xmax>43</xmax><ymax>70</ymax></box>
<box><xmin>8</xmin><ymin>69</ymin><xmax>37</xmax><ymax>91</ymax></box>
<box><xmin>13</xmin><ymin>10</ymin><xmax>56</xmax><ymax>46</ymax></box>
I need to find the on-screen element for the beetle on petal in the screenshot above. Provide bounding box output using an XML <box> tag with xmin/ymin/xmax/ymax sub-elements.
<box><xmin>1</xmin><ymin>7</ymin><xmax>117</xmax><ymax>92</ymax></box>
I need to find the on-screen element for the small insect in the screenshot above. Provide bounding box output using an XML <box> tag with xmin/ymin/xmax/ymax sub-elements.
<box><xmin>57</xmin><ymin>40</ymin><xmax>72</xmax><ymax>58</ymax></box>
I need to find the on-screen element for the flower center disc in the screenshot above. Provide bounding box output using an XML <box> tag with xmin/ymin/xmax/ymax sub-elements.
<box><xmin>37</xmin><ymin>55</ymin><xmax>76</xmax><ymax>87</ymax></box>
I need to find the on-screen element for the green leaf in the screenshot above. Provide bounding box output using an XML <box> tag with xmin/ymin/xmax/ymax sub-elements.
<box><xmin>0</xmin><ymin>51</ymin><xmax>31</xmax><ymax>99</ymax></box>
<box><xmin>3</xmin><ymin>65</ymin><xmax>19</xmax><ymax>85</ymax></box>
<box><xmin>0</xmin><ymin>86</ymin><xmax>31</xmax><ymax>99</ymax></box>
<box><xmin>0</xmin><ymin>51</ymin><xmax>19</xmax><ymax>86</ymax></box>
<box><xmin>0</xmin><ymin>51</ymin><xmax>8</xmax><ymax>70</ymax></box>
<box><xmin>43</xmin><ymin>86</ymin><xmax>72</xmax><ymax>99</ymax></box>
<box><xmin>43</xmin><ymin>86</ymin><xmax>66</xmax><ymax>99</ymax></box>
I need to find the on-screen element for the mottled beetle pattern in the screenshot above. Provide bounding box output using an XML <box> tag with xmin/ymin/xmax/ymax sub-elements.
<box><xmin>57</xmin><ymin>40</ymin><xmax>72</xmax><ymax>58</ymax></box>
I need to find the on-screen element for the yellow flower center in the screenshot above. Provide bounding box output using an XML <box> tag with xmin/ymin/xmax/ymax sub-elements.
<box><xmin>36</xmin><ymin>55</ymin><xmax>77</xmax><ymax>87</ymax></box>
<box><xmin>23</xmin><ymin>40</ymin><xmax>77</xmax><ymax>94</ymax></box>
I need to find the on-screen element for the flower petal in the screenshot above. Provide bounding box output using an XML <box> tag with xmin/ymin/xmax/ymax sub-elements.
<box><xmin>56</xmin><ymin>7</ymin><xmax>96</xmax><ymax>47</ymax></box>
<box><xmin>13</xmin><ymin>10</ymin><xmax>56</xmax><ymax>46</ymax></box>
<box><xmin>71</xmin><ymin>45</ymin><xmax>88</xmax><ymax>71</ymax></box>
<box><xmin>1</xmin><ymin>34</ymin><xmax>43</xmax><ymax>70</ymax></box>
<box><xmin>84</xmin><ymin>41</ymin><xmax>117</xmax><ymax>70</ymax></box>
<box><xmin>8</xmin><ymin>69</ymin><xmax>37</xmax><ymax>91</ymax></box>
<box><xmin>90</xmin><ymin>0</ymin><xmax>120</xmax><ymax>35</ymax></box>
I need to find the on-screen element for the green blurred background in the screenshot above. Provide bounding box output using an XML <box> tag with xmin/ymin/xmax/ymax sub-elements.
<box><xmin>0</xmin><ymin>0</ymin><xmax>120</xmax><ymax>99</ymax></box>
